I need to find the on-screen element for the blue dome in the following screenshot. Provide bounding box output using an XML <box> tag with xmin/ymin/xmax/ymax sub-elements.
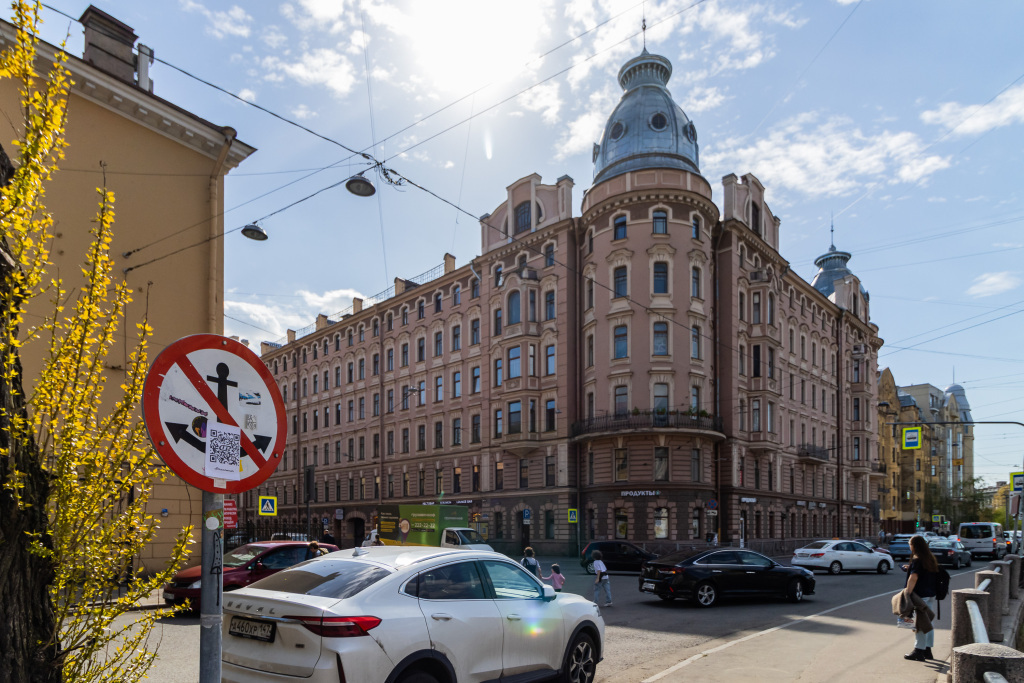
<box><xmin>592</xmin><ymin>50</ymin><xmax>699</xmax><ymax>185</ymax></box>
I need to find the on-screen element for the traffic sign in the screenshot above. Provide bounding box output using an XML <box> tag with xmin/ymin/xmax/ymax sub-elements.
<box><xmin>223</xmin><ymin>499</ymin><xmax>238</xmax><ymax>528</ymax></box>
<box><xmin>1013</xmin><ymin>472</ymin><xmax>1024</xmax><ymax>493</ymax></box>
<box><xmin>143</xmin><ymin>335</ymin><xmax>285</xmax><ymax>494</ymax></box>
<box><xmin>706</xmin><ymin>509</ymin><xmax>718</xmax><ymax>516</ymax></box>
<box><xmin>522</xmin><ymin>508</ymin><xmax>531</xmax><ymax>525</ymax></box>
<box><xmin>707</xmin><ymin>499</ymin><xmax>718</xmax><ymax>510</ymax></box>
<box><xmin>259</xmin><ymin>496</ymin><xmax>277</xmax><ymax>516</ymax></box>
<box><xmin>568</xmin><ymin>508</ymin><xmax>578</xmax><ymax>523</ymax></box>
<box><xmin>902</xmin><ymin>427</ymin><xmax>922</xmax><ymax>450</ymax></box>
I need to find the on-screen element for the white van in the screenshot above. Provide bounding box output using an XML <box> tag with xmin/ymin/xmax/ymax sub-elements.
<box><xmin>958</xmin><ymin>522</ymin><xmax>1005</xmax><ymax>559</ymax></box>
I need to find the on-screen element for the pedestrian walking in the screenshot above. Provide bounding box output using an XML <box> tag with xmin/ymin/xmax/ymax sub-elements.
<box><xmin>592</xmin><ymin>550</ymin><xmax>612</xmax><ymax>606</ymax></box>
<box><xmin>878</xmin><ymin>527</ymin><xmax>886</xmax><ymax>546</ymax></box>
<box><xmin>902</xmin><ymin>535</ymin><xmax>940</xmax><ymax>661</ymax></box>
<box><xmin>322</xmin><ymin>530</ymin><xmax>336</xmax><ymax>546</ymax></box>
<box><xmin>520</xmin><ymin>546</ymin><xmax>542</xmax><ymax>578</ymax></box>
<box><xmin>542</xmin><ymin>563</ymin><xmax>565</xmax><ymax>592</ymax></box>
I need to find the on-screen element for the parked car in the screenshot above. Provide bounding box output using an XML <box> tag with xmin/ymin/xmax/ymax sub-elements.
<box><xmin>854</xmin><ymin>539</ymin><xmax>891</xmax><ymax>555</ymax></box>
<box><xmin>163</xmin><ymin>541</ymin><xmax>339</xmax><ymax>611</ymax></box>
<box><xmin>958</xmin><ymin>522</ymin><xmax>1006</xmax><ymax>560</ymax></box>
<box><xmin>1003</xmin><ymin>530</ymin><xmax>1022</xmax><ymax>554</ymax></box>
<box><xmin>638</xmin><ymin>548</ymin><xmax>815</xmax><ymax>607</ymax></box>
<box><xmin>791</xmin><ymin>540</ymin><xmax>894</xmax><ymax>574</ymax></box>
<box><xmin>581</xmin><ymin>541</ymin><xmax>657</xmax><ymax>574</ymax></box>
<box><xmin>888</xmin><ymin>534</ymin><xmax>915</xmax><ymax>561</ymax></box>
<box><xmin>928</xmin><ymin>538</ymin><xmax>972</xmax><ymax>569</ymax></box>
<box><xmin>221</xmin><ymin>547</ymin><xmax>605</xmax><ymax>683</ymax></box>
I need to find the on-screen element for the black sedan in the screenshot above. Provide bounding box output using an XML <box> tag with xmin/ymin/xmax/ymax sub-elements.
<box><xmin>928</xmin><ymin>539</ymin><xmax>972</xmax><ymax>569</ymax></box>
<box><xmin>581</xmin><ymin>540</ymin><xmax>657</xmax><ymax>574</ymax></box>
<box><xmin>639</xmin><ymin>548</ymin><xmax>816</xmax><ymax>607</ymax></box>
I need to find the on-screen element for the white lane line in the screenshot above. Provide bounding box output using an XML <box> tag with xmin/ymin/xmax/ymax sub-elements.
<box><xmin>641</xmin><ymin>588</ymin><xmax>898</xmax><ymax>682</ymax></box>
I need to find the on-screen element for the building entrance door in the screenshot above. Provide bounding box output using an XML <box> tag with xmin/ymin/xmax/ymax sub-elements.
<box><xmin>351</xmin><ymin>517</ymin><xmax>365</xmax><ymax>548</ymax></box>
<box><xmin>520</xmin><ymin>511</ymin><xmax>530</xmax><ymax>550</ymax></box>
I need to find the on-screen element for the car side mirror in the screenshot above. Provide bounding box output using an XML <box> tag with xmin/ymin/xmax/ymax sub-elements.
<box><xmin>542</xmin><ymin>585</ymin><xmax>557</xmax><ymax>601</ymax></box>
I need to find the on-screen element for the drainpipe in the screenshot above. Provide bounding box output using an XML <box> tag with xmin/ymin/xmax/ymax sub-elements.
<box><xmin>711</xmin><ymin>223</ymin><xmax>723</xmax><ymax>543</ymax></box>
<box><xmin>208</xmin><ymin>127</ymin><xmax>236</xmax><ymax>334</ymax></box>
<box><xmin>836</xmin><ymin>309</ymin><xmax>846</xmax><ymax>538</ymax></box>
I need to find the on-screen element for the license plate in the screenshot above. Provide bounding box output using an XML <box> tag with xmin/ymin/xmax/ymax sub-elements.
<box><xmin>229</xmin><ymin>616</ymin><xmax>276</xmax><ymax>643</ymax></box>
<box><xmin>642</xmin><ymin>582</ymin><xmax>655</xmax><ymax>591</ymax></box>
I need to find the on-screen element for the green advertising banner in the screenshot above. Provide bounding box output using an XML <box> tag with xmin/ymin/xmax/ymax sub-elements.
<box><xmin>378</xmin><ymin>505</ymin><xmax>469</xmax><ymax>546</ymax></box>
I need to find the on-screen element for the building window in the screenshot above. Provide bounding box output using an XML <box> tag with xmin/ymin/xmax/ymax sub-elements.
<box><xmin>494</xmin><ymin>408</ymin><xmax>503</xmax><ymax>437</ymax></box>
<box><xmin>586</xmin><ymin>335</ymin><xmax>594</xmax><ymax>367</ymax></box>
<box><xmin>610</xmin><ymin>450</ymin><xmax>626</xmax><ymax>483</ymax></box>
<box><xmin>471</xmin><ymin>278</ymin><xmax>480</xmax><ymax>298</ymax></box>
<box><xmin>653</xmin><ymin>262</ymin><xmax>668</xmax><ymax>294</ymax></box>
<box><xmin>452</xmin><ymin>418</ymin><xmax>461</xmax><ymax>446</ymax></box>
<box><xmin>544</xmin><ymin>243</ymin><xmax>555</xmax><ymax>266</ymax></box>
<box><xmin>614</xmin><ymin>325</ymin><xmax>628</xmax><ymax>359</ymax></box>
<box><xmin>614</xmin><ymin>510</ymin><xmax>628</xmax><ymax>539</ymax></box>
<box><xmin>613</xmin><ymin>215</ymin><xmax>627</xmax><ymax>240</ymax></box>
<box><xmin>494</xmin><ymin>358</ymin><xmax>503</xmax><ymax>386</ymax></box>
<box><xmin>508</xmin><ymin>291</ymin><xmax>521</xmax><ymax>325</ymax></box>
<box><xmin>435</xmin><ymin>376</ymin><xmax>443</xmax><ymax>402</ymax></box>
<box><xmin>528</xmin><ymin>289</ymin><xmax>536</xmax><ymax>322</ymax></box>
<box><xmin>452</xmin><ymin>467</ymin><xmax>461</xmax><ymax>493</ymax></box>
<box><xmin>494</xmin><ymin>308</ymin><xmax>503</xmax><ymax>335</ymax></box>
<box><xmin>753</xmin><ymin>292</ymin><xmax>761</xmax><ymax>324</ymax></box>
<box><xmin>614</xmin><ymin>386</ymin><xmax>628</xmax><ymax>415</ymax></box>
<box><xmin>653</xmin><ymin>322</ymin><xmax>669</xmax><ymax>356</ymax></box>
<box><xmin>613</xmin><ymin>266</ymin><xmax>627</xmax><ymax>298</ymax></box>
<box><xmin>417</xmin><ymin>338</ymin><xmax>425</xmax><ymax>362</ymax></box>
<box><xmin>691</xmin><ymin>267</ymin><xmax>701</xmax><ymax>298</ymax></box>
<box><xmin>435</xmin><ymin>421</ymin><xmax>443</xmax><ymax>448</ymax></box>
<box><xmin>453</xmin><ymin>371</ymin><xmax>461</xmax><ymax>398</ymax></box>
<box><xmin>752</xmin><ymin>399</ymin><xmax>761</xmax><ymax>432</ymax></box>
<box><xmin>471</xmin><ymin>319</ymin><xmax>480</xmax><ymax>345</ymax></box>
<box><xmin>691</xmin><ymin>325</ymin><xmax>701</xmax><ymax>359</ymax></box>
<box><xmin>653</xmin><ymin>210</ymin><xmax>667</xmax><ymax>234</ymax></box>
<box><xmin>692</xmin><ymin>216</ymin><xmax>701</xmax><ymax>239</ymax></box>
<box><xmin>544</xmin><ymin>290</ymin><xmax>555</xmax><ymax>320</ymax></box>
<box><xmin>546</xmin><ymin>455</ymin><xmax>555</xmax><ymax>487</ymax></box>
<box><xmin>418</xmin><ymin>300</ymin><xmax>425</xmax><ymax>319</ymax></box>
<box><xmin>586</xmin><ymin>278</ymin><xmax>594</xmax><ymax>309</ymax></box>
<box><xmin>471</xmin><ymin>414</ymin><xmax>481</xmax><ymax>443</ymax></box>
<box><xmin>690</xmin><ymin>385</ymin><xmax>700</xmax><ymax>412</ymax></box>
<box><xmin>853</xmin><ymin>398</ymin><xmax>860</xmax><ymax>421</ymax></box>
<box><xmin>505</xmin><ymin>397</ymin><xmax>520</xmax><ymax>436</ymax></box>
<box><xmin>452</xmin><ymin>325</ymin><xmax>461</xmax><ymax>351</ymax></box>
<box><xmin>508</xmin><ymin>346</ymin><xmax>521</xmax><ymax>378</ymax></box>
<box><xmin>691</xmin><ymin>448</ymin><xmax>701</xmax><ymax>482</ymax></box>
<box><xmin>417</xmin><ymin>425</ymin><xmax>426</xmax><ymax>451</ymax></box>
<box><xmin>471</xmin><ymin>366</ymin><xmax>481</xmax><ymax>393</ymax></box>
<box><xmin>545</xmin><ymin>399</ymin><xmax>556</xmax><ymax>431</ymax></box>
<box><xmin>654</xmin><ymin>447</ymin><xmax>669</xmax><ymax>481</ymax></box>
<box><xmin>516</xmin><ymin>459</ymin><xmax>528</xmax><ymax>488</ymax></box>
<box><xmin>434</xmin><ymin>293</ymin><xmax>442</xmax><ymax>313</ymax></box>
<box><xmin>453</xmin><ymin>285</ymin><xmax>461</xmax><ymax>305</ymax></box>
<box><xmin>494</xmin><ymin>461</ymin><xmax>504</xmax><ymax>490</ymax></box>
<box><xmin>514</xmin><ymin>201</ymin><xmax>531</xmax><ymax>233</ymax></box>
<box><xmin>540</xmin><ymin>345</ymin><xmax>553</xmax><ymax>376</ymax></box>
<box><xmin>495</xmin><ymin>265</ymin><xmax>502</xmax><ymax>287</ymax></box>
<box><xmin>434</xmin><ymin>332</ymin><xmax>443</xmax><ymax>357</ymax></box>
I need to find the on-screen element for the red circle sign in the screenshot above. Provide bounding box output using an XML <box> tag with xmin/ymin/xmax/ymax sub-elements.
<box><xmin>142</xmin><ymin>334</ymin><xmax>285</xmax><ymax>494</ymax></box>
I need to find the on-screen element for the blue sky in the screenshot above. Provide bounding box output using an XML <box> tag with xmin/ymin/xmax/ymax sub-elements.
<box><xmin>35</xmin><ymin>0</ymin><xmax>1024</xmax><ymax>486</ymax></box>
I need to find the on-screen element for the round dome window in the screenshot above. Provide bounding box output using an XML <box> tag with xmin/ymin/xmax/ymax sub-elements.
<box><xmin>650</xmin><ymin>113</ymin><xmax>668</xmax><ymax>131</ymax></box>
<box><xmin>610</xmin><ymin>122</ymin><xmax>625</xmax><ymax>140</ymax></box>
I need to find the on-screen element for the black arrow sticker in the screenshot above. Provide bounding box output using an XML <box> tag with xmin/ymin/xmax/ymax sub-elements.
<box><xmin>240</xmin><ymin>434</ymin><xmax>272</xmax><ymax>459</ymax></box>
<box><xmin>166</xmin><ymin>422</ymin><xmax>206</xmax><ymax>452</ymax></box>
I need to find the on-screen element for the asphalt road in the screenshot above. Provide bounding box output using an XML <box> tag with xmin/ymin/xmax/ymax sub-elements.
<box><xmin>121</xmin><ymin>553</ymin><xmax>979</xmax><ymax>682</ymax></box>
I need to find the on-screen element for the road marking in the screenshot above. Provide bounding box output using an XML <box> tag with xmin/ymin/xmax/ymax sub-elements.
<box><xmin>641</xmin><ymin>581</ymin><xmax>928</xmax><ymax>682</ymax></box>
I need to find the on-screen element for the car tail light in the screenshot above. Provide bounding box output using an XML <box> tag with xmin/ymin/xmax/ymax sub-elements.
<box><xmin>287</xmin><ymin>615</ymin><xmax>381</xmax><ymax>638</ymax></box>
<box><xmin>659</xmin><ymin>567</ymin><xmax>684</xmax><ymax>575</ymax></box>
<box><xmin>810</xmin><ymin>553</ymin><xmax>825</xmax><ymax>558</ymax></box>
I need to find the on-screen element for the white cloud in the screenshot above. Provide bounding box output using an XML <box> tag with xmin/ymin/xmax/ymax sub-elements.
<box><xmin>262</xmin><ymin>26</ymin><xmax>288</xmax><ymax>50</ymax></box>
<box><xmin>966</xmin><ymin>272</ymin><xmax>1021</xmax><ymax>298</ymax></box>
<box><xmin>555</xmin><ymin>84</ymin><xmax>618</xmax><ymax>159</ymax></box>
<box><xmin>519</xmin><ymin>81</ymin><xmax>562</xmax><ymax>124</ymax></box>
<box><xmin>262</xmin><ymin>49</ymin><xmax>357</xmax><ymax>96</ymax></box>
<box><xmin>443</xmin><ymin>160</ymin><xmax>455</xmax><ymax>169</ymax></box>
<box><xmin>224</xmin><ymin>287</ymin><xmax>365</xmax><ymax>342</ymax></box>
<box><xmin>281</xmin><ymin>0</ymin><xmax>347</xmax><ymax>33</ymax></box>
<box><xmin>291</xmin><ymin>104</ymin><xmax>318</xmax><ymax>119</ymax></box>
<box><xmin>921</xmin><ymin>83</ymin><xmax>1024</xmax><ymax>137</ymax></box>
<box><xmin>683</xmin><ymin>85</ymin><xmax>727</xmax><ymax>113</ymax></box>
<box><xmin>704</xmin><ymin>113</ymin><xmax>951</xmax><ymax>197</ymax></box>
<box><xmin>238</xmin><ymin>88</ymin><xmax>256</xmax><ymax>102</ymax></box>
<box><xmin>180</xmin><ymin>0</ymin><xmax>252</xmax><ymax>38</ymax></box>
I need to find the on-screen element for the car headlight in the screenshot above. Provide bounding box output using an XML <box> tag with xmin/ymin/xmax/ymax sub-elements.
<box><xmin>189</xmin><ymin>580</ymin><xmax>202</xmax><ymax>589</ymax></box>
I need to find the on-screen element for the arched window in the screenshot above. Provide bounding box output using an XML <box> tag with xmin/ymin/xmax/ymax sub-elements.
<box><xmin>453</xmin><ymin>285</ymin><xmax>461</xmax><ymax>305</ymax></box>
<box><xmin>692</xmin><ymin>215</ymin><xmax>701</xmax><ymax>239</ymax></box>
<box><xmin>514</xmin><ymin>201</ymin><xmax>532</xmax><ymax>233</ymax></box>
<box><xmin>767</xmin><ymin>293</ymin><xmax>775</xmax><ymax>324</ymax></box>
<box><xmin>614</xmin><ymin>215</ymin><xmax>627</xmax><ymax>240</ymax></box>
<box><xmin>495</xmin><ymin>265</ymin><xmax>503</xmax><ymax>287</ymax></box>
<box><xmin>508</xmin><ymin>291</ymin><xmax>521</xmax><ymax>324</ymax></box>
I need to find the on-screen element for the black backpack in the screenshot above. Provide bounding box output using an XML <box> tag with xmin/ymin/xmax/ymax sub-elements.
<box><xmin>936</xmin><ymin>567</ymin><xmax>951</xmax><ymax>601</ymax></box>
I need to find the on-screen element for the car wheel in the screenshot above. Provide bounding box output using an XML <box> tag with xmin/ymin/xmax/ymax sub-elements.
<box><xmin>397</xmin><ymin>671</ymin><xmax>440</xmax><ymax>683</ymax></box>
<box><xmin>828</xmin><ymin>561</ymin><xmax>842</xmax><ymax>575</ymax></box>
<box><xmin>787</xmin><ymin>579</ymin><xmax>804</xmax><ymax>603</ymax></box>
<box><xmin>585</xmin><ymin>561</ymin><xmax>595</xmax><ymax>575</ymax></box>
<box><xmin>562</xmin><ymin>632</ymin><xmax>597</xmax><ymax>683</ymax></box>
<box><xmin>694</xmin><ymin>581</ymin><xmax>718</xmax><ymax>608</ymax></box>
<box><xmin>952</xmin><ymin>558</ymin><xmax>961</xmax><ymax>570</ymax></box>
<box><xmin>877</xmin><ymin>561</ymin><xmax>890</xmax><ymax>575</ymax></box>
<box><xmin>658</xmin><ymin>594</ymin><xmax>676</xmax><ymax>602</ymax></box>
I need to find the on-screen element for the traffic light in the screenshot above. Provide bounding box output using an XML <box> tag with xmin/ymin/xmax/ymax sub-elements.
<box><xmin>915</xmin><ymin>521</ymin><xmax>920</xmax><ymax>529</ymax></box>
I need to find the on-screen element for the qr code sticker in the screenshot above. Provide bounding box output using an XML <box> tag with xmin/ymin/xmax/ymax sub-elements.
<box><xmin>208</xmin><ymin>428</ymin><xmax>240</xmax><ymax>465</ymax></box>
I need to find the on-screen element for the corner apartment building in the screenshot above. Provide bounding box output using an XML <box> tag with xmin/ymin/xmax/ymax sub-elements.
<box><xmin>1</xmin><ymin>7</ymin><xmax>254</xmax><ymax>570</ymax></box>
<box><xmin>243</xmin><ymin>50</ymin><xmax>883</xmax><ymax>554</ymax></box>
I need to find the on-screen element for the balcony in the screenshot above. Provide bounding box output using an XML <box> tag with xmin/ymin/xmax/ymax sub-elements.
<box><xmin>796</xmin><ymin>443</ymin><xmax>829</xmax><ymax>462</ymax></box>
<box><xmin>571</xmin><ymin>412</ymin><xmax>723</xmax><ymax>438</ymax></box>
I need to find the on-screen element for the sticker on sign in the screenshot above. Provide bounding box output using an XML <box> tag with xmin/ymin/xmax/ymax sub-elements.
<box><xmin>143</xmin><ymin>335</ymin><xmax>286</xmax><ymax>494</ymax></box>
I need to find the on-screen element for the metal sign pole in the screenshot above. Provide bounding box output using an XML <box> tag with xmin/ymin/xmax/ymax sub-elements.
<box><xmin>199</xmin><ymin>491</ymin><xmax>224</xmax><ymax>683</ymax></box>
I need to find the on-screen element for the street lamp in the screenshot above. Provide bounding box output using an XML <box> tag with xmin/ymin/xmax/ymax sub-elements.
<box><xmin>241</xmin><ymin>222</ymin><xmax>268</xmax><ymax>241</ymax></box>
<box><xmin>345</xmin><ymin>171</ymin><xmax>376</xmax><ymax>197</ymax></box>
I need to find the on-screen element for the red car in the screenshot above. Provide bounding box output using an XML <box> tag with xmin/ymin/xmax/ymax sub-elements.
<box><xmin>163</xmin><ymin>541</ymin><xmax>338</xmax><ymax>610</ymax></box>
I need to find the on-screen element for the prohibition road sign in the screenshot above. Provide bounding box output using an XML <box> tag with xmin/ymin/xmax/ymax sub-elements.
<box><xmin>142</xmin><ymin>334</ymin><xmax>285</xmax><ymax>494</ymax></box>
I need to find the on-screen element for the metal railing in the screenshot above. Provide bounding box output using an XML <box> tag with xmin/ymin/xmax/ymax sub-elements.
<box><xmin>571</xmin><ymin>412</ymin><xmax>722</xmax><ymax>437</ymax></box>
<box><xmin>796</xmin><ymin>444</ymin><xmax>829</xmax><ymax>461</ymax></box>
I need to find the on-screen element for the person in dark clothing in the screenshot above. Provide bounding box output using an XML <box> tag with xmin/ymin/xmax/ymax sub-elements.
<box><xmin>902</xmin><ymin>535</ymin><xmax>939</xmax><ymax>661</ymax></box>
<box><xmin>322</xmin><ymin>531</ymin><xmax>336</xmax><ymax>545</ymax></box>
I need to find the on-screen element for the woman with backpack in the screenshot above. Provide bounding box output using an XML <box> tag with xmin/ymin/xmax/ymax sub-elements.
<box><xmin>521</xmin><ymin>546</ymin><xmax>542</xmax><ymax>578</ymax></box>
<box><xmin>902</xmin><ymin>535</ymin><xmax>940</xmax><ymax>661</ymax></box>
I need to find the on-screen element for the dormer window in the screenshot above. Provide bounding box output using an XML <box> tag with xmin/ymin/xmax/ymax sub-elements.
<box><xmin>514</xmin><ymin>201</ymin><xmax>531</xmax><ymax>234</ymax></box>
<box><xmin>610</xmin><ymin>122</ymin><xmax>625</xmax><ymax>140</ymax></box>
<box><xmin>650</xmin><ymin>112</ymin><xmax>668</xmax><ymax>131</ymax></box>
<box><xmin>751</xmin><ymin>203</ymin><xmax>762</xmax><ymax>236</ymax></box>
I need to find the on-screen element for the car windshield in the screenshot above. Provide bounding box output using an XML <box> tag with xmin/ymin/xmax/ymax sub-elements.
<box><xmin>929</xmin><ymin>541</ymin><xmax>953</xmax><ymax>549</ymax></box>
<box><xmin>961</xmin><ymin>526</ymin><xmax>992</xmax><ymax>539</ymax></box>
<box><xmin>250</xmin><ymin>560</ymin><xmax>391</xmax><ymax>598</ymax></box>
<box><xmin>457</xmin><ymin>529</ymin><xmax>486</xmax><ymax>545</ymax></box>
<box><xmin>800</xmin><ymin>541</ymin><xmax>829</xmax><ymax>550</ymax></box>
<box><xmin>223</xmin><ymin>544</ymin><xmax>270</xmax><ymax>568</ymax></box>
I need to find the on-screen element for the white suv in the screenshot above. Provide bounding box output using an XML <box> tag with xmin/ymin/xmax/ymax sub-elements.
<box><xmin>221</xmin><ymin>547</ymin><xmax>604</xmax><ymax>683</ymax></box>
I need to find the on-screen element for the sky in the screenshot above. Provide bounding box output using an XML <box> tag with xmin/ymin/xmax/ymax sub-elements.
<box><xmin>32</xmin><ymin>0</ymin><xmax>1024</xmax><ymax>486</ymax></box>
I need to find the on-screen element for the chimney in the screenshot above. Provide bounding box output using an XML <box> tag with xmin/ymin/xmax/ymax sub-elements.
<box><xmin>79</xmin><ymin>6</ymin><xmax>138</xmax><ymax>85</ymax></box>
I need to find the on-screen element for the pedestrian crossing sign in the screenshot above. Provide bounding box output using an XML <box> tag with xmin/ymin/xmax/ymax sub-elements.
<box><xmin>568</xmin><ymin>508</ymin><xmax>578</xmax><ymax>524</ymax></box>
<box><xmin>258</xmin><ymin>496</ymin><xmax>277</xmax><ymax>516</ymax></box>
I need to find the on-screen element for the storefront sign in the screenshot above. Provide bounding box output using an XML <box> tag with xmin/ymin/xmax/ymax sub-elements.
<box><xmin>740</xmin><ymin>497</ymin><xmax>757</xmax><ymax>503</ymax></box>
<box><xmin>620</xmin><ymin>490</ymin><xmax>661</xmax><ymax>497</ymax></box>
<box><xmin>796</xmin><ymin>501</ymin><xmax>807</xmax><ymax>506</ymax></box>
